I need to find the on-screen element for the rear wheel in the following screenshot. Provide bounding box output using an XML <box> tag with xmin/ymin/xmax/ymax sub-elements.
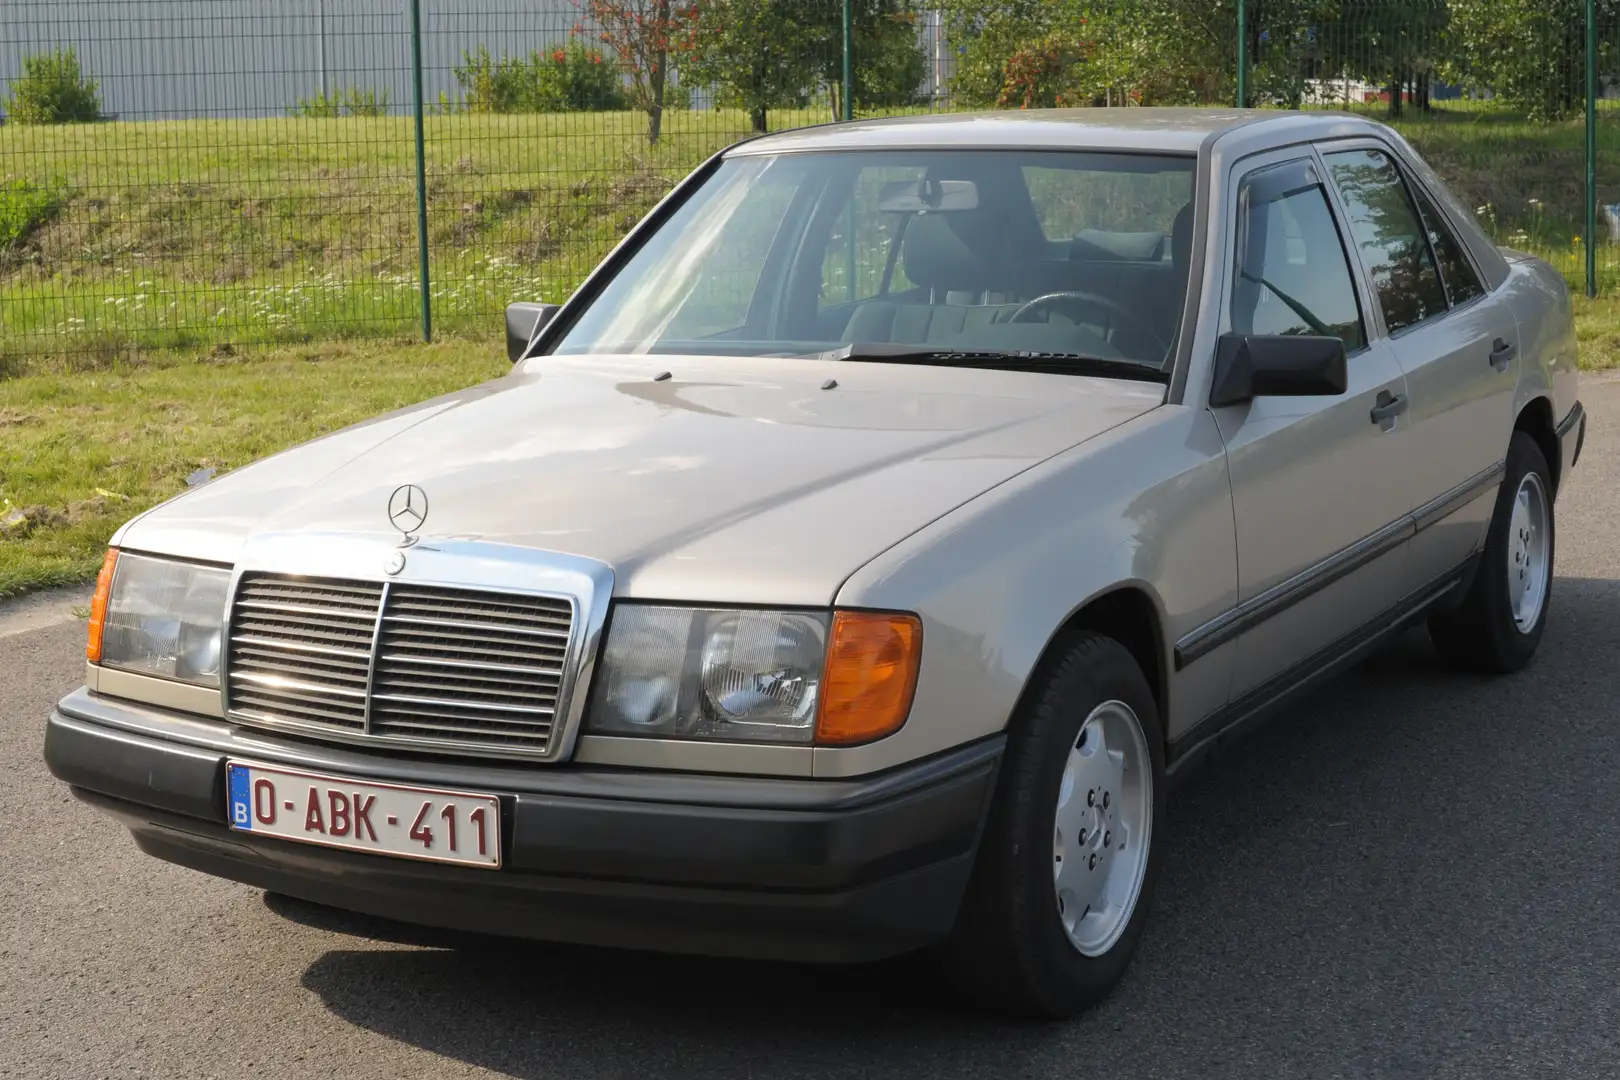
<box><xmin>942</xmin><ymin>633</ymin><xmax>1164</xmax><ymax>1018</ymax></box>
<box><xmin>1429</xmin><ymin>430</ymin><xmax>1554</xmax><ymax>673</ymax></box>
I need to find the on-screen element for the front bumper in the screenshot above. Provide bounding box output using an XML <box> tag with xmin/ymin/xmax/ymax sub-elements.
<box><xmin>45</xmin><ymin>688</ymin><xmax>1001</xmax><ymax>963</ymax></box>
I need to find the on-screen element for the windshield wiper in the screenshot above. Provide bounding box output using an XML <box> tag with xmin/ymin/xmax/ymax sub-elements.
<box><xmin>819</xmin><ymin>343</ymin><xmax>1169</xmax><ymax>383</ymax></box>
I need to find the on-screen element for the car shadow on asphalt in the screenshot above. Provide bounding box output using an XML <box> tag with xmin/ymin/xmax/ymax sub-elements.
<box><xmin>283</xmin><ymin>576</ymin><xmax>1620</xmax><ymax>1078</ymax></box>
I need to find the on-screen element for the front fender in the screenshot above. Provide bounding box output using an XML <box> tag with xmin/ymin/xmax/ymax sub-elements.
<box><xmin>818</xmin><ymin>405</ymin><xmax>1236</xmax><ymax>777</ymax></box>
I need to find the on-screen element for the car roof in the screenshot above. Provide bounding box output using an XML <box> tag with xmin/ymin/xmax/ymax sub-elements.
<box><xmin>728</xmin><ymin>108</ymin><xmax>1379</xmax><ymax>156</ymax></box>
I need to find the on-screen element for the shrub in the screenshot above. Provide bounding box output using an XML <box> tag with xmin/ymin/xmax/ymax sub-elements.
<box><xmin>341</xmin><ymin>85</ymin><xmax>391</xmax><ymax>117</ymax></box>
<box><xmin>294</xmin><ymin>85</ymin><xmax>392</xmax><ymax>118</ymax></box>
<box><xmin>547</xmin><ymin>41</ymin><xmax>628</xmax><ymax>112</ymax></box>
<box><xmin>453</xmin><ymin>43</ymin><xmax>625</xmax><ymax>113</ymax></box>
<box><xmin>454</xmin><ymin>45</ymin><xmax>528</xmax><ymax>113</ymax></box>
<box><xmin>2</xmin><ymin>47</ymin><xmax>102</xmax><ymax>124</ymax></box>
<box><xmin>0</xmin><ymin>177</ymin><xmax>68</xmax><ymax>249</ymax></box>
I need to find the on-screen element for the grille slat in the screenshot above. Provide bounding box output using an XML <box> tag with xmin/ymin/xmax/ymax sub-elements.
<box><xmin>373</xmin><ymin>652</ymin><xmax>563</xmax><ymax>678</ymax></box>
<box><xmin>237</xmin><ymin>598</ymin><xmax>382</xmax><ymax>620</ymax></box>
<box><xmin>371</xmin><ymin>661</ymin><xmax>559</xmax><ymax>689</ymax></box>
<box><xmin>233</xmin><ymin>617</ymin><xmax>375</xmax><ymax>645</ymax></box>
<box><xmin>233</xmin><ymin>671</ymin><xmax>369</xmax><ymax>699</ymax></box>
<box><xmin>368</xmin><ymin>674</ymin><xmax>558</xmax><ymax>704</ymax></box>
<box><xmin>226</xmin><ymin>573</ymin><xmax>573</xmax><ymax>760</ymax></box>
<box><xmin>231</xmin><ymin>636</ymin><xmax>373</xmax><ymax>663</ymax></box>
<box><xmin>381</xmin><ymin>613</ymin><xmax>569</xmax><ymax>641</ymax></box>
<box><xmin>233</xmin><ymin>695</ymin><xmax>367</xmax><ymax>728</ymax></box>
<box><xmin>233</xmin><ymin>648</ymin><xmax>371</xmax><ymax>680</ymax></box>
<box><xmin>374</xmin><ymin>636</ymin><xmax>565</xmax><ymax>665</ymax></box>
<box><xmin>371</xmin><ymin>692</ymin><xmax>557</xmax><ymax>717</ymax></box>
<box><xmin>365</xmin><ymin>717</ymin><xmax>553</xmax><ymax>743</ymax></box>
<box><xmin>389</xmin><ymin>607</ymin><xmax>571</xmax><ymax>632</ymax></box>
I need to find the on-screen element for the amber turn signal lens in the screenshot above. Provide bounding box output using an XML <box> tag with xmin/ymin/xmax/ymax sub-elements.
<box><xmin>815</xmin><ymin>611</ymin><xmax>922</xmax><ymax>746</ymax></box>
<box><xmin>86</xmin><ymin>548</ymin><xmax>120</xmax><ymax>663</ymax></box>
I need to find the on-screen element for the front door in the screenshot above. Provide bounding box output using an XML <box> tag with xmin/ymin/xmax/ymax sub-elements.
<box><xmin>1319</xmin><ymin>142</ymin><xmax>1518</xmax><ymax>585</ymax></box>
<box><xmin>1210</xmin><ymin>153</ymin><xmax>1417</xmax><ymax>700</ymax></box>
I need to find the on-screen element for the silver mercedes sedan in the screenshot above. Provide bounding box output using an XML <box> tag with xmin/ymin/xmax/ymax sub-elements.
<box><xmin>46</xmin><ymin>109</ymin><xmax>1584</xmax><ymax>1018</ymax></box>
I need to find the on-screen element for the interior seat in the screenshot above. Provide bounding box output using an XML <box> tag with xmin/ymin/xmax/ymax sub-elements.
<box><xmin>840</xmin><ymin>213</ymin><xmax>1024</xmax><ymax>344</ymax></box>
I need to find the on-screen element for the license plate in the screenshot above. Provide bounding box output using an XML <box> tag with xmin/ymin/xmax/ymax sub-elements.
<box><xmin>226</xmin><ymin>761</ymin><xmax>501</xmax><ymax>869</ymax></box>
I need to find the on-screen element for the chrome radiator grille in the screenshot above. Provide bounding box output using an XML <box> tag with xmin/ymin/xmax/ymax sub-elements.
<box><xmin>225</xmin><ymin>574</ymin><xmax>575</xmax><ymax>759</ymax></box>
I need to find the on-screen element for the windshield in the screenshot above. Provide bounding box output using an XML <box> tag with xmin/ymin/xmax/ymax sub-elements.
<box><xmin>548</xmin><ymin>149</ymin><xmax>1196</xmax><ymax>370</ymax></box>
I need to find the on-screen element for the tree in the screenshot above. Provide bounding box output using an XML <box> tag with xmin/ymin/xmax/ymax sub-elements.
<box><xmin>578</xmin><ymin>0</ymin><xmax>701</xmax><ymax>142</ymax></box>
<box><xmin>935</xmin><ymin>0</ymin><xmax>1245</xmax><ymax>108</ymax></box>
<box><xmin>1445</xmin><ymin>0</ymin><xmax>1617</xmax><ymax>121</ymax></box>
<box><xmin>688</xmin><ymin>0</ymin><xmax>926</xmax><ymax>132</ymax></box>
<box><xmin>826</xmin><ymin>1</ymin><xmax>928</xmax><ymax>118</ymax></box>
<box><xmin>3</xmin><ymin>47</ymin><xmax>102</xmax><ymax>125</ymax></box>
<box><xmin>684</xmin><ymin>0</ymin><xmax>819</xmax><ymax>132</ymax></box>
<box><xmin>1303</xmin><ymin>0</ymin><xmax>1448</xmax><ymax>117</ymax></box>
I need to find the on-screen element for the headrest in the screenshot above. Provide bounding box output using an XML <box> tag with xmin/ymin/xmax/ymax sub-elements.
<box><xmin>1070</xmin><ymin>230</ymin><xmax>1166</xmax><ymax>262</ymax></box>
<box><xmin>901</xmin><ymin>212</ymin><xmax>1009</xmax><ymax>293</ymax></box>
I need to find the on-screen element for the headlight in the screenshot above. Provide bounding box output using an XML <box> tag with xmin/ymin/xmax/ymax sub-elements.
<box><xmin>588</xmin><ymin>605</ymin><xmax>922</xmax><ymax>746</ymax></box>
<box><xmin>92</xmin><ymin>551</ymin><xmax>230</xmax><ymax>687</ymax></box>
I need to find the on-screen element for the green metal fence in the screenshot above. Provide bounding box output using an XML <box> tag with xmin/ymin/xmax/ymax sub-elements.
<box><xmin>0</xmin><ymin>0</ymin><xmax>1615</xmax><ymax>364</ymax></box>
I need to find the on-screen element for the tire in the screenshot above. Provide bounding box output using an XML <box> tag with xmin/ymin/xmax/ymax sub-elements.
<box><xmin>942</xmin><ymin>632</ymin><xmax>1165</xmax><ymax>1019</ymax></box>
<box><xmin>1428</xmin><ymin>430</ymin><xmax>1555</xmax><ymax>673</ymax></box>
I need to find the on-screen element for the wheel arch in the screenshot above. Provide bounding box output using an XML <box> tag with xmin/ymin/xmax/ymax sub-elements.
<box><xmin>1018</xmin><ymin>584</ymin><xmax>1170</xmax><ymax>746</ymax></box>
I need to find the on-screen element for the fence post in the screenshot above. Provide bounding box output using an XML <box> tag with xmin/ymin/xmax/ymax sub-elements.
<box><xmin>841</xmin><ymin>0</ymin><xmax>854</xmax><ymax>121</ymax></box>
<box><xmin>409</xmin><ymin>0</ymin><xmax>433</xmax><ymax>342</ymax></box>
<box><xmin>1235</xmin><ymin>0</ymin><xmax>1247</xmax><ymax>108</ymax></box>
<box><xmin>1587</xmin><ymin>0</ymin><xmax>1598</xmax><ymax>299</ymax></box>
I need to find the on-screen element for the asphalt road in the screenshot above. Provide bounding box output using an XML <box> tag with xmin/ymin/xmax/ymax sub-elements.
<box><xmin>5</xmin><ymin>382</ymin><xmax>1620</xmax><ymax>1080</ymax></box>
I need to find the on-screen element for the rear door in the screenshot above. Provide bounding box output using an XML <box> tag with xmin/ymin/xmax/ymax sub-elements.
<box><xmin>1319</xmin><ymin>143</ymin><xmax>1517</xmax><ymax>586</ymax></box>
<box><xmin>1208</xmin><ymin>151</ymin><xmax>1417</xmax><ymax>701</ymax></box>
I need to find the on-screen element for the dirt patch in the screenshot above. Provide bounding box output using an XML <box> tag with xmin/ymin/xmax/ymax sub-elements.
<box><xmin>0</xmin><ymin>505</ymin><xmax>67</xmax><ymax>540</ymax></box>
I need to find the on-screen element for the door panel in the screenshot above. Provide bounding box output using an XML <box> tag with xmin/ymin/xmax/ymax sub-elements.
<box><xmin>1392</xmin><ymin>301</ymin><xmax>1515</xmax><ymax>580</ymax></box>
<box><xmin>1218</xmin><ymin>347</ymin><xmax>1414</xmax><ymax>697</ymax></box>
<box><xmin>1212</xmin><ymin>154</ymin><xmax>1415</xmax><ymax>700</ymax></box>
<box><xmin>1322</xmin><ymin>144</ymin><xmax>1517</xmax><ymax>583</ymax></box>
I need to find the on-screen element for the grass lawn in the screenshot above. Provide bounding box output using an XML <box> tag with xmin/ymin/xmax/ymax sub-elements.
<box><xmin>2</xmin><ymin>304</ymin><xmax>1615</xmax><ymax>600</ymax></box>
<box><xmin>0</xmin><ymin>337</ymin><xmax>507</xmax><ymax>597</ymax></box>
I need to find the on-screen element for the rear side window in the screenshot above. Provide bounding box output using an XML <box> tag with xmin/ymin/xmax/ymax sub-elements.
<box><xmin>1410</xmin><ymin>182</ymin><xmax>1485</xmax><ymax>306</ymax></box>
<box><xmin>1231</xmin><ymin>161</ymin><xmax>1367</xmax><ymax>354</ymax></box>
<box><xmin>1324</xmin><ymin>148</ymin><xmax>1449</xmax><ymax>334</ymax></box>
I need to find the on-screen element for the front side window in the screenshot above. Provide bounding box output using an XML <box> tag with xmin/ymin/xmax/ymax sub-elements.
<box><xmin>549</xmin><ymin>150</ymin><xmax>1198</xmax><ymax>369</ymax></box>
<box><xmin>1324</xmin><ymin>148</ymin><xmax>1450</xmax><ymax>334</ymax></box>
<box><xmin>1231</xmin><ymin>161</ymin><xmax>1367</xmax><ymax>353</ymax></box>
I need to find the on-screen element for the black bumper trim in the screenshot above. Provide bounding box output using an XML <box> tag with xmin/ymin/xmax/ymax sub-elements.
<box><xmin>50</xmin><ymin>686</ymin><xmax>997</xmax><ymax>811</ymax></box>
<box><xmin>45</xmin><ymin>695</ymin><xmax>1003</xmax><ymax>963</ymax></box>
<box><xmin>1556</xmin><ymin>398</ymin><xmax>1585</xmax><ymax>440</ymax></box>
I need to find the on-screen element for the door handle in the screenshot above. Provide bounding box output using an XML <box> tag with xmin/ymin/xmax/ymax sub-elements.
<box><xmin>1370</xmin><ymin>389</ymin><xmax>1408</xmax><ymax>427</ymax></box>
<box><xmin>1489</xmin><ymin>338</ymin><xmax>1517</xmax><ymax>371</ymax></box>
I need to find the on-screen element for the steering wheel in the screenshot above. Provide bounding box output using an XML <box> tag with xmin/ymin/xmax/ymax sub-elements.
<box><xmin>1009</xmin><ymin>291</ymin><xmax>1170</xmax><ymax>357</ymax></box>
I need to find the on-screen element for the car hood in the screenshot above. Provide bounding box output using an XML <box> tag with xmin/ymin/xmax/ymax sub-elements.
<box><xmin>116</xmin><ymin>354</ymin><xmax>1163</xmax><ymax>605</ymax></box>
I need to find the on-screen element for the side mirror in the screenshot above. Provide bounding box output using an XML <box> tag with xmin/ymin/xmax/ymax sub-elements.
<box><xmin>1209</xmin><ymin>332</ymin><xmax>1348</xmax><ymax>408</ymax></box>
<box><xmin>505</xmin><ymin>302</ymin><xmax>560</xmax><ymax>363</ymax></box>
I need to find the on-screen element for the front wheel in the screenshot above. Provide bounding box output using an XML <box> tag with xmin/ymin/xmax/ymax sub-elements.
<box><xmin>942</xmin><ymin>633</ymin><xmax>1164</xmax><ymax>1018</ymax></box>
<box><xmin>1429</xmin><ymin>430</ymin><xmax>1555</xmax><ymax>673</ymax></box>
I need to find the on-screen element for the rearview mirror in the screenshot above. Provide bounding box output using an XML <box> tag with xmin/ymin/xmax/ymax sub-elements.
<box><xmin>505</xmin><ymin>302</ymin><xmax>560</xmax><ymax>363</ymax></box>
<box><xmin>877</xmin><ymin>178</ymin><xmax>979</xmax><ymax>214</ymax></box>
<box><xmin>1209</xmin><ymin>332</ymin><xmax>1348</xmax><ymax>408</ymax></box>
